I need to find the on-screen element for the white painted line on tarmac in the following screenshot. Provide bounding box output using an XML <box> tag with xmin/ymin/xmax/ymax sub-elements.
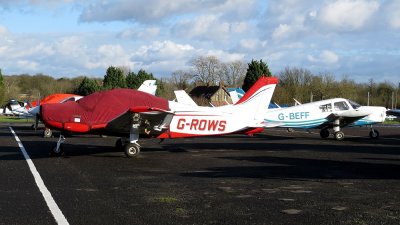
<box><xmin>9</xmin><ymin>127</ymin><xmax>69</xmax><ymax>225</ymax></box>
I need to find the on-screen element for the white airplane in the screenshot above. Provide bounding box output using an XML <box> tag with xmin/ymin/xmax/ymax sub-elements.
<box><xmin>176</xmin><ymin>89</ymin><xmax>387</xmax><ymax>140</ymax></box>
<box><xmin>39</xmin><ymin>76</ymin><xmax>278</xmax><ymax>157</ymax></box>
<box><xmin>263</xmin><ymin>98</ymin><xmax>386</xmax><ymax>140</ymax></box>
<box><xmin>0</xmin><ymin>99</ymin><xmax>29</xmax><ymax>117</ymax></box>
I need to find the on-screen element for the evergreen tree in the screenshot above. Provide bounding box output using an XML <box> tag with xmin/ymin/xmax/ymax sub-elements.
<box><xmin>126</xmin><ymin>71</ymin><xmax>137</xmax><ymax>89</ymax></box>
<box><xmin>74</xmin><ymin>77</ymin><xmax>100</xmax><ymax>96</ymax></box>
<box><xmin>242</xmin><ymin>59</ymin><xmax>272</xmax><ymax>92</ymax></box>
<box><xmin>103</xmin><ymin>66</ymin><xmax>126</xmax><ymax>89</ymax></box>
<box><xmin>136</xmin><ymin>69</ymin><xmax>156</xmax><ymax>86</ymax></box>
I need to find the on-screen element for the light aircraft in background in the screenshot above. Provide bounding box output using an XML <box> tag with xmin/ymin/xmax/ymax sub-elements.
<box><xmin>0</xmin><ymin>99</ymin><xmax>28</xmax><ymax>117</ymax></box>
<box><xmin>38</xmin><ymin>76</ymin><xmax>278</xmax><ymax>158</ymax></box>
<box><xmin>263</xmin><ymin>98</ymin><xmax>386</xmax><ymax>140</ymax></box>
<box><xmin>177</xmin><ymin>89</ymin><xmax>386</xmax><ymax>140</ymax></box>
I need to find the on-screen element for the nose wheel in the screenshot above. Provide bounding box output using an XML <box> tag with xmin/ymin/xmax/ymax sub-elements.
<box><xmin>369</xmin><ymin>129</ymin><xmax>379</xmax><ymax>139</ymax></box>
<box><xmin>124</xmin><ymin>143</ymin><xmax>141</xmax><ymax>158</ymax></box>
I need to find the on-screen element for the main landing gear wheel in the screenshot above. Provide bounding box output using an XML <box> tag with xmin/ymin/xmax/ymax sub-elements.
<box><xmin>43</xmin><ymin>128</ymin><xmax>52</xmax><ymax>138</ymax></box>
<box><xmin>124</xmin><ymin>143</ymin><xmax>141</xmax><ymax>158</ymax></box>
<box><xmin>50</xmin><ymin>143</ymin><xmax>64</xmax><ymax>156</ymax></box>
<box><xmin>334</xmin><ymin>131</ymin><xmax>345</xmax><ymax>141</ymax></box>
<box><xmin>320</xmin><ymin>129</ymin><xmax>330</xmax><ymax>138</ymax></box>
<box><xmin>369</xmin><ymin>129</ymin><xmax>379</xmax><ymax>139</ymax></box>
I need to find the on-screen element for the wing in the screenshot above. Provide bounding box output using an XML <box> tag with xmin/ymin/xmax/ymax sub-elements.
<box><xmin>105</xmin><ymin>106</ymin><xmax>174</xmax><ymax>135</ymax></box>
<box><xmin>318</xmin><ymin>113</ymin><xmax>366</xmax><ymax>128</ymax></box>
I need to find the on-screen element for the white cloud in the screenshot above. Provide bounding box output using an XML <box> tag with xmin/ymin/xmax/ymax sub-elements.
<box><xmin>0</xmin><ymin>25</ymin><xmax>8</xmax><ymax>35</ymax></box>
<box><xmin>17</xmin><ymin>60</ymin><xmax>38</xmax><ymax>70</ymax></box>
<box><xmin>307</xmin><ymin>50</ymin><xmax>339</xmax><ymax>64</ymax></box>
<box><xmin>79</xmin><ymin>0</ymin><xmax>216</xmax><ymax>23</ymax></box>
<box><xmin>272</xmin><ymin>24</ymin><xmax>291</xmax><ymax>40</ymax></box>
<box><xmin>131</xmin><ymin>41</ymin><xmax>195</xmax><ymax>63</ymax></box>
<box><xmin>118</xmin><ymin>27</ymin><xmax>160</xmax><ymax>39</ymax></box>
<box><xmin>383</xmin><ymin>0</ymin><xmax>400</xmax><ymax>29</ymax></box>
<box><xmin>172</xmin><ymin>14</ymin><xmax>249</xmax><ymax>43</ymax></box>
<box><xmin>318</xmin><ymin>0</ymin><xmax>380</xmax><ymax>31</ymax></box>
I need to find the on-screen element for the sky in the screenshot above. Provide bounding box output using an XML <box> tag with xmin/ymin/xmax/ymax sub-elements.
<box><xmin>0</xmin><ymin>0</ymin><xmax>399</xmax><ymax>84</ymax></box>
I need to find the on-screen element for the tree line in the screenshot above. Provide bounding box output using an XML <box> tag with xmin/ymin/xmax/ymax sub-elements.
<box><xmin>0</xmin><ymin>56</ymin><xmax>399</xmax><ymax>109</ymax></box>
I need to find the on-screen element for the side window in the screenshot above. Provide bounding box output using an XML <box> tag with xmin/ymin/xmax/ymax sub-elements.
<box><xmin>334</xmin><ymin>101</ymin><xmax>349</xmax><ymax>111</ymax></box>
<box><xmin>319</xmin><ymin>103</ymin><xmax>332</xmax><ymax>112</ymax></box>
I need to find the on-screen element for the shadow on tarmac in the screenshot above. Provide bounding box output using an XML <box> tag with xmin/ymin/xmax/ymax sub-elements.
<box><xmin>181</xmin><ymin>155</ymin><xmax>400</xmax><ymax>180</ymax></box>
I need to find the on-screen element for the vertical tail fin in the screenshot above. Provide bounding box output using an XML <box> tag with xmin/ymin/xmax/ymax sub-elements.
<box><xmin>234</xmin><ymin>76</ymin><xmax>278</xmax><ymax>121</ymax></box>
<box><xmin>138</xmin><ymin>80</ymin><xmax>157</xmax><ymax>95</ymax></box>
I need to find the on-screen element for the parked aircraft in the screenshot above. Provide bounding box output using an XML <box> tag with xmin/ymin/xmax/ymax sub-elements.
<box><xmin>28</xmin><ymin>80</ymin><xmax>158</xmax><ymax>137</ymax></box>
<box><xmin>0</xmin><ymin>99</ymin><xmax>28</xmax><ymax>116</ymax></box>
<box><xmin>38</xmin><ymin>76</ymin><xmax>278</xmax><ymax>158</ymax></box>
<box><xmin>176</xmin><ymin>89</ymin><xmax>386</xmax><ymax>140</ymax></box>
<box><xmin>263</xmin><ymin>98</ymin><xmax>386</xmax><ymax>140</ymax></box>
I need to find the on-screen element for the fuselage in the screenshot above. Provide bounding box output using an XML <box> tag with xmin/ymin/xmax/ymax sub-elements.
<box><xmin>165</xmin><ymin>101</ymin><xmax>264</xmax><ymax>138</ymax></box>
<box><xmin>264</xmin><ymin>98</ymin><xmax>386</xmax><ymax>129</ymax></box>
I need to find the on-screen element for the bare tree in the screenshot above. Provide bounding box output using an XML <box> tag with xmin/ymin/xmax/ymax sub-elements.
<box><xmin>171</xmin><ymin>70</ymin><xmax>194</xmax><ymax>90</ymax></box>
<box><xmin>190</xmin><ymin>56</ymin><xmax>221</xmax><ymax>85</ymax></box>
<box><xmin>220</xmin><ymin>60</ymin><xmax>247</xmax><ymax>87</ymax></box>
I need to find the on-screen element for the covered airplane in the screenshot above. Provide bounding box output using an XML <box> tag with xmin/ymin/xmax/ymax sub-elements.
<box><xmin>28</xmin><ymin>80</ymin><xmax>158</xmax><ymax>137</ymax></box>
<box><xmin>39</xmin><ymin>76</ymin><xmax>278</xmax><ymax>158</ymax></box>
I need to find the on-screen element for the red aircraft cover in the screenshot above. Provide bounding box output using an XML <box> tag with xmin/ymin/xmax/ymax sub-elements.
<box><xmin>40</xmin><ymin>89</ymin><xmax>169</xmax><ymax>133</ymax></box>
<box><xmin>30</xmin><ymin>93</ymin><xmax>81</xmax><ymax>108</ymax></box>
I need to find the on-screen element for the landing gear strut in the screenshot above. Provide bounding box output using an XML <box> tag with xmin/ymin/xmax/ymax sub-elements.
<box><xmin>50</xmin><ymin>134</ymin><xmax>65</xmax><ymax>156</ymax></box>
<box><xmin>332</xmin><ymin>119</ymin><xmax>344</xmax><ymax>141</ymax></box>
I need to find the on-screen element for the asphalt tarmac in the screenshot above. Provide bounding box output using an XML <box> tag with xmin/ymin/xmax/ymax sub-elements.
<box><xmin>1</xmin><ymin>123</ymin><xmax>399</xmax><ymax>225</ymax></box>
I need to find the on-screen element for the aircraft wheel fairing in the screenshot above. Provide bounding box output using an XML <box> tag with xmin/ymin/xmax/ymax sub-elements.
<box><xmin>124</xmin><ymin>143</ymin><xmax>140</xmax><ymax>158</ymax></box>
<box><xmin>43</xmin><ymin>128</ymin><xmax>52</xmax><ymax>138</ymax></box>
<box><xmin>369</xmin><ymin>130</ymin><xmax>379</xmax><ymax>139</ymax></box>
<box><xmin>320</xmin><ymin>129</ymin><xmax>330</xmax><ymax>138</ymax></box>
<box><xmin>334</xmin><ymin>131</ymin><xmax>344</xmax><ymax>141</ymax></box>
<box><xmin>50</xmin><ymin>144</ymin><xmax>64</xmax><ymax>157</ymax></box>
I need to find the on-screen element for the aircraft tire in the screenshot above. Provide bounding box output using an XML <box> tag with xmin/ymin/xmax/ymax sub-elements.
<box><xmin>124</xmin><ymin>143</ymin><xmax>140</xmax><ymax>158</ymax></box>
<box><xmin>369</xmin><ymin>130</ymin><xmax>379</xmax><ymax>139</ymax></box>
<box><xmin>320</xmin><ymin>129</ymin><xmax>330</xmax><ymax>138</ymax></box>
<box><xmin>334</xmin><ymin>131</ymin><xmax>345</xmax><ymax>141</ymax></box>
<box><xmin>43</xmin><ymin>128</ymin><xmax>52</xmax><ymax>138</ymax></box>
<box><xmin>50</xmin><ymin>144</ymin><xmax>64</xmax><ymax>157</ymax></box>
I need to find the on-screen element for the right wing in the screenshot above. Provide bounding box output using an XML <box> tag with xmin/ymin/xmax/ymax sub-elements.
<box><xmin>105</xmin><ymin>107</ymin><xmax>174</xmax><ymax>135</ymax></box>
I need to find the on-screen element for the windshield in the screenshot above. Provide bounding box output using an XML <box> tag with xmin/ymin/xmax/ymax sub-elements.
<box><xmin>348</xmin><ymin>99</ymin><xmax>361</xmax><ymax>109</ymax></box>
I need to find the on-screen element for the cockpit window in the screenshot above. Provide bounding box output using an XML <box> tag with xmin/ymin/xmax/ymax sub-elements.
<box><xmin>348</xmin><ymin>99</ymin><xmax>361</xmax><ymax>109</ymax></box>
<box><xmin>334</xmin><ymin>101</ymin><xmax>349</xmax><ymax>111</ymax></box>
<box><xmin>319</xmin><ymin>103</ymin><xmax>332</xmax><ymax>112</ymax></box>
